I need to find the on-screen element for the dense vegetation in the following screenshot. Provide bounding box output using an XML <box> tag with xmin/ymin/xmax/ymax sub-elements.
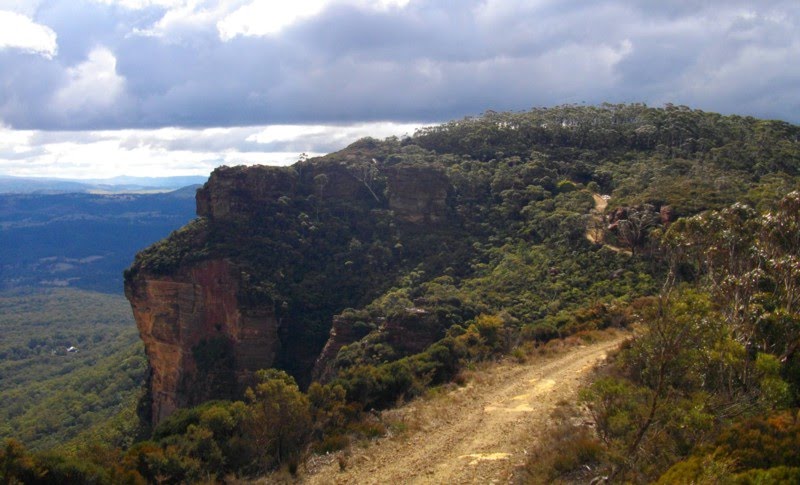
<box><xmin>0</xmin><ymin>289</ymin><xmax>146</xmax><ymax>451</ymax></box>
<box><xmin>4</xmin><ymin>104</ymin><xmax>800</xmax><ymax>483</ymax></box>
<box><xmin>522</xmin><ymin>191</ymin><xmax>800</xmax><ymax>483</ymax></box>
<box><xmin>0</xmin><ymin>187</ymin><xmax>197</xmax><ymax>293</ymax></box>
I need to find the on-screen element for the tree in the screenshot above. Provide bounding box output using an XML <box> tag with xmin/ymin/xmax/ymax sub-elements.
<box><xmin>348</xmin><ymin>160</ymin><xmax>382</xmax><ymax>202</ymax></box>
<box><xmin>245</xmin><ymin>370</ymin><xmax>311</xmax><ymax>472</ymax></box>
<box><xmin>616</xmin><ymin>205</ymin><xmax>659</xmax><ymax>255</ymax></box>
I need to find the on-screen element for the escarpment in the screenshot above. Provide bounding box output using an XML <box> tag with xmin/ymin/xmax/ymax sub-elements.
<box><xmin>125</xmin><ymin>106</ymin><xmax>800</xmax><ymax>426</ymax></box>
<box><xmin>125</xmin><ymin>258</ymin><xmax>278</xmax><ymax>423</ymax></box>
<box><xmin>125</xmin><ymin>150</ymin><xmax>455</xmax><ymax>424</ymax></box>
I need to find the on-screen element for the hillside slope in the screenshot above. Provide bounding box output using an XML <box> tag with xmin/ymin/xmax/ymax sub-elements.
<box><xmin>0</xmin><ymin>288</ymin><xmax>146</xmax><ymax>451</ymax></box>
<box><xmin>3</xmin><ymin>104</ymin><xmax>800</xmax><ymax>483</ymax></box>
<box><xmin>125</xmin><ymin>104</ymin><xmax>800</xmax><ymax>428</ymax></box>
<box><xmin>301</xmin><ymin>333</ymin><xmax>626</xmax><ymax>484</ymax></box>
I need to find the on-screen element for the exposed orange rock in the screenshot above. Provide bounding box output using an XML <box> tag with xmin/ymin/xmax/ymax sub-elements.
<box><xmin>125</xmin><ymin>259</ymin><xmax>278</xmax><ymax>424</ymax></box>
<box><xmin>126</xmin><ymin>156</ymin><xmax>455</xmax><ymax>424</ymax></box>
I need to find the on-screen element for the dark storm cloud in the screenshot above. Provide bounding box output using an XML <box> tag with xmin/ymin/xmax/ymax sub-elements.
<box><xmin>1</xmin><ymin>0</ymin><xmax>799</xmax><ymax>131</ymax></box>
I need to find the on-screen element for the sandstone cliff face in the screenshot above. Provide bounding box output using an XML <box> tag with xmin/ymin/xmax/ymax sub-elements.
<box><xmin>196</xmin><ymin>165</ymin><xmax>299</xmax><ymax>220</ymax></box>
<box><xmin>125</xmin><ymin>259</ymin><xmax>278</xmax><ymax>424</ymax></box>
<box><xmin>312</xmin><ymin>313</ymin><xmax>374</xmax><ymax>383</ymax></box>
<box><xmin>386</xmin><ymin>164</ymin><xmax>449</xmax><ymax>223</ymax></box>
<box><xmin>381</xmin><ymin>307</ymin><xmax>446</xmax><ymax>355</ymax></box>
<box><xmin>127</xmin><ymin>156</ymin><xmax>455</xmax><ymax>424</ymax></box>
<box><xmin>311</xmin><ymin>306</ymin><xmax>449</xmax><ymax>382</ymax></box>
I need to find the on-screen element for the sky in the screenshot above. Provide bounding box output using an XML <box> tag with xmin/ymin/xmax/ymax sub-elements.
<box><xmin>0</xmin><ymin>0</ymin><xmax>798</xmax><ymax>179</ymax></box>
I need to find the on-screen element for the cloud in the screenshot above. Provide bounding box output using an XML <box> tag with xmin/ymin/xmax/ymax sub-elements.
<box><xmin>217</xmin><ymin>0</ymin><xmax>330</xmax><ymax>39</ymax></box>
<box><xmin>217</xmin><ymin>0</ymin><xmax>410</xmax><ymax>39</ymax></box>
<box><xmin>53</xmin><ymin>46</ymin><xmax>126</xmax><ymax>116</ymax></box>
<box><xmin>0</xmin><ymin>0</ymin><xmax>798</xmax><ymax>132</ymax></box>
<box><xmin>0</xmin><ymin>121</ymin><xmax>422</xmax><ymax>178</ymax></box>
<box><xmin>0</xmin><ymin>10</ymin><xmax>57</xmax><ymax>58</ymax></box>
<box><xmin>89</xmin><ymin>0</ymin><xmax>184</xmax><ymax>9</ymax></box>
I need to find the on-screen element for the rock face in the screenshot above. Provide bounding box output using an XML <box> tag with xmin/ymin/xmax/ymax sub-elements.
<box><xmin>126</xmin><ymin>155</ymin><xmax>456</xmax><ymax>425</ymax></box>
<box><xmin>125</xmin><ymin>259</ymin><xmax>278</xmax><ymax>424</ymax></box>
<box><xmin>387</xmin><ymin>164</ymin><xmax>449</xmax><ymax>223</ymax></box>
<box><xmin>196</xmin><ymin>166</ymin><xmax>299</xmax><ymax>220</ymax></box>
<box><xmin>381</xmin><ymin>307</ymin><xmax>447</xmax><ymax>355</ymax></box>
<box><xmin>312</xmin><ymin>314</ymin><xmax>374</xmax><ymax>383</ymax></box>
<box><xmin>311</xmin><ymin>307</ymin><xmax>449</xmax><ymax>383</ymax></box>
<box><xmin>659</xmin><ymin>205</ymin><xmax>676</xmax><ymax>225</ymax></box>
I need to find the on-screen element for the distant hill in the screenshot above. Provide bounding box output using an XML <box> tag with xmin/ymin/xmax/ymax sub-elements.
<box><xmin>0</xmin><ymin>186</ymin><xmax>198</xmax><ymax>293</ymax></box>
<box><xmin>0</xmin><ymin>175</ymin><xmax>208</xmax><ymax>194</ymax></box>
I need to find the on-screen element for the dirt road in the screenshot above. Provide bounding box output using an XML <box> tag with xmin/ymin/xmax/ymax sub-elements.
<box><xmin>300</xmin><ymin>333</ymin><xmax>627</xmax><ymax>484</ymax></box>
<box><xmin>592</xmin><ymin>193</ymin><xmax>609</xmax><ymax>213</ymax></box>
<box><xmin>586</xmin><ymin>193</ymin><xmax>628</xmax><ymax>254</ymax></box>
<box><xmin>586</xmin><ymin>193</ymin><xmax>608</xmax><ymax>244</ymax></box>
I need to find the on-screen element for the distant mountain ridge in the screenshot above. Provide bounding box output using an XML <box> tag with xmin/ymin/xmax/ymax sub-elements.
<box><xmin>0</xmin><ymin>174</ymin><xmax>209</xmax><ymax>194</ymax></box>
<box><xmin>0</xmin><ymin>186</ymin><xmax>198</xmax><ymax>293</ymax></box>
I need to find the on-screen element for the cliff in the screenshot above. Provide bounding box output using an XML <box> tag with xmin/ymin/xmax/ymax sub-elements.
<box><xmin>386</xmin><ymin>163</ymin><xmax>449</xmax><ymax>223</ymax></box>
<box><xmin>125</xmin><ymin>153</ymin><xmax>454</xmax><ymax>424</ymax></box>
<box><xmin>124</xmin><ymin>106</ymin><xmax>799</xmax><ymax>426</ymax></box>
<box><xmin>125</xmin><ymin>258</ymin><xmax>277</xmax><ymax>423</ymax></box>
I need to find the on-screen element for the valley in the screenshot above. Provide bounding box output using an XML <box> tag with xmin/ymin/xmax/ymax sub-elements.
<box><xmin>0</xmin><ymin>187</ymin><xmax>197</xmax><ymax>293</ymax></box>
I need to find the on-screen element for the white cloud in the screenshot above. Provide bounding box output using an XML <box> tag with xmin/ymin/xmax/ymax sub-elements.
<box><xmin>246</xmin><ymin>122</ymin><xmax>420</xmax><ymax>145</ymax></box>
<box><xmin>217</xmin><ymin>0</ymin><xmax>411</xmax><ymax>40</ymax></box>
<box><xmin>134</xmin><ymin>1</ymin><xmax>232</xmax><ymax>39</ymax></box>
<box><xmin>89</xmin><ymin>0</ymin><xmax>186</xmax><ymax>9</ymax></box>
<box><xmin>0</xmin><ymin>121</ymin><xmax>423</xmax><ymax>178</ymax></box>
<box><xmin>0</xmin><ymin>10</ymin><xmax>57</xmax><ymax>58</ymax></box>
<box><xmin>1</xmin><ymin>0</ymin><xmax>798</xmax><ymax>131</ymax></box>
<box><xmin>218</xmin><ymin>0</ymin><xmax>328</xmax><ymax>39</ymax></box>
<box><xmin>53</xmin><ymin>46</ymin><xmax>126</xmax><ymax>114</ymax></box>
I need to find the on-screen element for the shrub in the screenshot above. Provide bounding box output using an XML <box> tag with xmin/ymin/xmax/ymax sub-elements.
<box><xmin>245</xmin><ymin>370</ymin><xmax>312</xmax><ymax>470</ymax></box>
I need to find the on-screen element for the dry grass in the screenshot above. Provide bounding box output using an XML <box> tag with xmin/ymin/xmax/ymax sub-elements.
<box><xmin>515</xmin><ymin>403</ymin><xmax>606</xmax><ymax>485</ymax></box>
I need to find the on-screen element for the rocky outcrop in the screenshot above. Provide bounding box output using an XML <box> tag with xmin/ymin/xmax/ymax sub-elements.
<box><xmin>312</xmin><ymin>313</ymin><xmax>376</xmax><ymax>383</ymax></box>
<box><xmin>312</xmin><ymin>306</ymin><xmax>448</xmax><ymax>383</ymax></box>
<box><xmin>381</xmin><ymin>307</ymin><xmax>446</xmax><ymax>355</ymax></box>
<box><xmin>126</xmin><ymin>155</ymin><xmax>458</xmax><ymax>424</ymax></box>
<box><xmin>387</xmin><ymin>164</ymin><xmax>449</xmax><ymax>223</ymax></box>
<box><xmin>196</xmin><ymin>165</ymin><xmax>299</xmax><ymax>220</ymax></box>
<box><xmin>125</xmin><ymin>259</ymin><xmax>278</xmax><ymax>424</ymax></box>
<box><xmin>659</xmin><ymin>205</ymin><xmax>676</xmax><ymax>225</ymax></box>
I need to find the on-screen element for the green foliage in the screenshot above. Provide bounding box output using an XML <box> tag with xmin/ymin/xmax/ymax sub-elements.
<box><xmin>0</xmin><ymin>289</ymin><xmax>147</xmax><ymax>451</ymax></box>
<box><xmin>126</xmin><ymin>218</ymin><xmax>209</xmax><ymax>276</ymax></box>
<box><xmin>733</xmin><ymin>466</ymin><xmax>800</xmax><ymax>484</ymax></box>
<box><xmin>0</xmin><ymin>439</ymin><xmax>147</xmax><ymax>485</ymax></box>
<box><xmin>13</xmin><ymin>105</ymin><xmax>800</xmax><ymax>480</ymax></box>
<box><xmin>245</xmin><ymin>369</ymin><xmax>312</xmax><ymax>471</ymax></box>
<box><xmin>755</xmin><ymin>354</ymin><xmax>792</xmax><ymax>409</ymax></box>
<box><xmin>660</xmin><ymin>412</ymin><xmax>800</xmax><ymax>484</ymax></box>
<box><xmin>556</xmin><ymin>192</ymin><xmax>800</xmax><ymax>482</ymax></box>
<box><xmin>336</xmin><ymin>335</ymin><xmax>467</xmax><ymax>410</ymax></box>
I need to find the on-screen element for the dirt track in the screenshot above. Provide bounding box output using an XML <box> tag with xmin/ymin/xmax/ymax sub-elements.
<box><xmin>586</xmin><ymin>193</ymin><xmax>608</xmax><ymax>244</ymax></box>
<box><xmin>299</xmin><ymin>333</ymin><xmax>627</xmax><ymax>484</ymax></box>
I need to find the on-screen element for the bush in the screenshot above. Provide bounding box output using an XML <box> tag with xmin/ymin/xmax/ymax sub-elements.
<box><xmin>245</xmin><ymin>370</ymin><xmax>312</xmax><ymax>471</ymax></box>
